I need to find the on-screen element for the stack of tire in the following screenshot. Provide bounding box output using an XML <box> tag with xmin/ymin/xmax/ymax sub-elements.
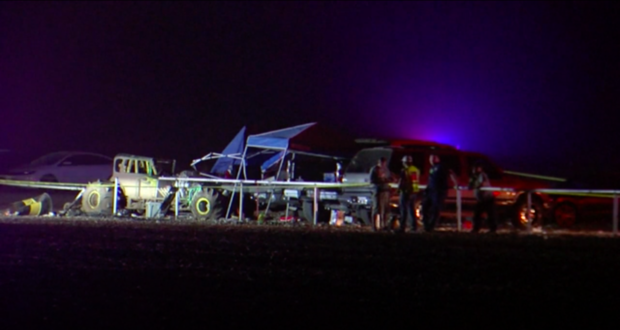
<box><xmin>3</xmin><ymin>193</ymin><xmax>53</xmax><ymax>216</ymax></box>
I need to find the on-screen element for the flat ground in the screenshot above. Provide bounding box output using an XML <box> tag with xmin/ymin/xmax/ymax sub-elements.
<box><xmin>1</xmin><ymin>187</ymin><xmax>619</xmax><ymax>328</ymax></box>
<box><xmin>0</xmin><ymin>215</ymin><xmax>619</xmax><ymax>328</ymax></box>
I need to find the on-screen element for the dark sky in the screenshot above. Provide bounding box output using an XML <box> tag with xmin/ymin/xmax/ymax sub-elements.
<box><xmin>1</xmin><ymin>1</ymin><xmax>619</xmax><ymax>176</ymax></box>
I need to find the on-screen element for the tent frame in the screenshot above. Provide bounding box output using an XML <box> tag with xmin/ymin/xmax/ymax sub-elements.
<box><xmin>225</xmin><ymin>123</ymin><xmax>318</xmax><ymax>220</ymax></box>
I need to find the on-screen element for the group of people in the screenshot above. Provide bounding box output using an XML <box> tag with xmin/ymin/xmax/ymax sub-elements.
<box><xmin>369</xmin><ymin>154</ymin><xmax>497</xmax><ymax>233</ymax></box>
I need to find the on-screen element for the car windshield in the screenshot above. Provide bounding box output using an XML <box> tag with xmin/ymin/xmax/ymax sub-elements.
<box><xmin>29</xmin><ymin>152</ymin><xmax>70</xmax><ymax>167</ymax></box>
<box><xmin>346</xmin><ymin>148</ymin><xmax>393</xmax><ymax>173</ymax></box>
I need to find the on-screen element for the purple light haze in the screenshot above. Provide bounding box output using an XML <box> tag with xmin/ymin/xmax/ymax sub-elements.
<box><xmin>0</xmin><ymin>1</ymin><xmax>618</xmax><ymax>177</ymax></box>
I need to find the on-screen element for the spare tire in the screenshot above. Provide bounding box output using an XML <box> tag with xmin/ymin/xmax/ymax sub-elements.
<box><xmin>81</xmin><ymin>183</ymin><xmax>122</xmax><ymax>217</ymax></box>
<box><xmin>5</xmin><ymin>192</ymin><xmax>53</xmax><ymax>216</ymax></box>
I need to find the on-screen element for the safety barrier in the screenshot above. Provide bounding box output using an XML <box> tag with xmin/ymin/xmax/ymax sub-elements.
<box><xmin>0</xmin><ymin>177</ymin><xmax>619</xmax><ymax>235</ymax></box>
<box><xmin>454</xmin><ymin>186</ymin><xmax>620</xmax><ymax>235</ymax></box>
<box><xmin>0</xmin><ymin>179</ymin><xmax>88</xmax><ymax>191</ymax></box>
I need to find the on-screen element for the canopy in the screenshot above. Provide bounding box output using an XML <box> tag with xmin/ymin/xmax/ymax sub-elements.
<box><xmin>246</xmin><ymin>122</ymin><xmax>316</xmax><ymax>150</ymax></box>
<box><xmin>260</xmin><ymin>151</ymin><xmax>285</xmax><ymax>172</ymax></box>
<box><xmin>245</xmin><ymin>122</ymin><xmax>359</xmax><ymax>155</ymax></box>
<box><xmin>209</xmin><ymin>126</ymin><xmax>246</xmax><ymax>175</ymax></box>
<box><xmin>259</xmin><ymin>149</ymin><xmax>348</xmax><ymax>172</ymax></box>
<box><xmin>226</xmin><ymin>122</ymin><xmax>356</xmax><ymax>217</ymax></box>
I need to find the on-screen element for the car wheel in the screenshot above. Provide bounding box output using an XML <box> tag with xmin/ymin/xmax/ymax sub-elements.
<box><xmin>553</xmin><ymin>202</ymin><xmax>578</xmax><ymax>228</ymax></box>
<box><xmin>512</xmin><ymin>196</ymin><xmax>544</xmax><ymax>230</ymax></box>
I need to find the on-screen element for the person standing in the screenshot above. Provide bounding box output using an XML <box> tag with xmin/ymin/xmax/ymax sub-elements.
<box><xmin>398</xmin><ymin>155</ymin><xmax>420</xmax><ymax>233</ymax></box>
<box><xmin>468</xmin><ymin>161</ymin><xmax>497</xmax><ymax>233</ymax></box>
<box><xmin>370</xmin><ymin>157</ymin><xmax>391</xmax><ymax>231</ymax></box>
<box><xmin>422</xmin><ymin>154</ymin><xmax>457</xmax><ymax>232</ymax></box>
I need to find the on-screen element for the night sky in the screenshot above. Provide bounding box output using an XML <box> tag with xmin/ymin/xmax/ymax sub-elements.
<box><xmin>1</xmin><ymin>1</ymin><xmax>619</xmax><ymax>177</ymax></box>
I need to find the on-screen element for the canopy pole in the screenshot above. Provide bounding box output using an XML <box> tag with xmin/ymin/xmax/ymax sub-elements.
<box><xmin>264</xmin><ymin>148</ymin><xmax>288</xmax><ymax>217</ymax></box>
<box><xmin>456</xmin><ymin>187</ymin><xmax>462</xmax><ymax>232</ymax></box>
<box><xmin>226</xmin><ymin>144</ymin><xmax>248</xmax><ymax>219</ymax></box>
<box><xmin>113</xmin><ymin>177</ymin><xmax>118</xmax><ymax>215</ymax></box>
<box><xmin>526</xmin><ymin>191</ymin><xmax>533</xmax><ymax>233</ymax></box>
<box><xmin>613</xmin><ymin>194</ymin><xmax>618</xmax><ymax>236</ymax></box>
<box><xmin>313</xmin><ymin>185</ymin><xmax>318</xmax><ymax>226</ymax></box>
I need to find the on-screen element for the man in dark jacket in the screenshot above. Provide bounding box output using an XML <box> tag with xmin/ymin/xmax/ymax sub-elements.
<box><xmin>422</xmin><ymin>154</ymin><xmax>457</xmax><ymax>232</ymax></box>
<box><xmin>370</xmin><ymin>157</ymin><xmax>391</xmax><ymax>231</ymax></box>
<box><xmin>468</xmin><ymin>161</ymin><xmax>497</xmax><ymax>233</ymax></box>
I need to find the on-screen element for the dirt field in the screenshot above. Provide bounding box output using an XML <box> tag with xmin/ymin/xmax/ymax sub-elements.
<box><xmin>0</xmin><ymin>214</ymin><xmax>619</xmax><ymax>328</ymax></box>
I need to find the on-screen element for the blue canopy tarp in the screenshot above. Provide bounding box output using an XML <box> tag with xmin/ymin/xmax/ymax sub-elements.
<box><xmin>244</xmin><ymin>122</ymin><xmax>358</xmax><ymax>174</ymax></box>
<box><xmin>209</xmin><ymin>126</ymin><xmax>246</xmax><ymax>175</ymax></box>
<box><xmin>260</xmin><ymin>151</ymin><xmax>285</xmax><ymax>172</ymax></box>
<box><xmin>245</xmin><ymin>122</ymin><xmax>316</xmax><ymax>150</ymax></box>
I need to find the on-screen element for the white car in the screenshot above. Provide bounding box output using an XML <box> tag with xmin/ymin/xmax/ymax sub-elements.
<box><xmin>1</xmin><ymin>151</ymin><xmax>113</xmax><ymax>183</ymax></box>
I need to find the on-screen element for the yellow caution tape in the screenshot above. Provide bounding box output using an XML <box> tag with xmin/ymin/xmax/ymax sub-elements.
<box><xmin>503</xmin><ymin>170</ymin><xmax>567</xmax><ymax>182</ymax></box>
<box><xmin>545</xmin><ymin>191</ymin><xmax>618</xmax><ymax>198</ymax></box>
<box><xmin>0</xmin><ymin>179</ymin><xmax>107</xmax><ymax>191</ymax></box>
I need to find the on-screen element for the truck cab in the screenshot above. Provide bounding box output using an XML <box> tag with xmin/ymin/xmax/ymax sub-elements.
<box><xmin>333</xmin><ymin>140</ymin><xmax>557</xmax><ymax>229</ymax></box>
<box><xmin>111</xmin><ymin>154</ymin><xmax>177</xmax><ymax>211</ymax></box>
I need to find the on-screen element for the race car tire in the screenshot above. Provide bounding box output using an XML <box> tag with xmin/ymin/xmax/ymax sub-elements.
<box><xmin>81</xmin><ymin>184</ymin><xmax>114</xmax><ymax>217</ymax></box>
<box><xmin>190</xmin><ymin>187</ymin><xmax>223</xmax><ymax>221</ymax></box>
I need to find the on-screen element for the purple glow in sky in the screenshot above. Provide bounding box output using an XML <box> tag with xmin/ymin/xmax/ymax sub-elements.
<box><xmin>1</xmin><ymin>1</ymin><xmax>619</xmax><ymax>176</ymax></box>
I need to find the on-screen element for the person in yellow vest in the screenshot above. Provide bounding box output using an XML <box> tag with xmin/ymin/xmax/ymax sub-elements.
<box><xmin>397</xmin><ymin>155</ymin><xmax>420</xmax><ymax>233</ymax></box>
